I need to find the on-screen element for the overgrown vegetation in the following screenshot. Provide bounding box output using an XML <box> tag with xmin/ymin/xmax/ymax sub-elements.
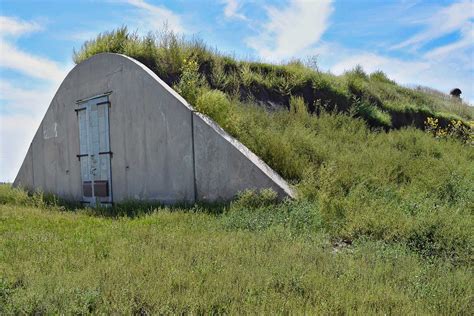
<box><xmin>425</xmin><ymin>117</ymin><xmax>474</xmax><ymax>145</ymax></box>
<box><xmin>1</xmin><ymin>185</ymin><xmax>473</xmax><ymax>314</ymax></box>
<box><xmin>1</xmin><ymin>28</ymin><xmax>472</xmax><ymax>313</ymax></box>
<box><xmin>74</xmin><ymin>27</ymin><xmax>473</xmax><ymax>129</ymax></box>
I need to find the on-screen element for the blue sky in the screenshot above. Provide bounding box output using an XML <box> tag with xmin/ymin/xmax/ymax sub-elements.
<box><xmin>0</xmin><ymin>0</ymin><xmax>473</xmax><ymax>181</ymax></box>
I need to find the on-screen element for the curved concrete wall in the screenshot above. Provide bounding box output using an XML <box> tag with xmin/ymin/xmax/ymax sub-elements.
<box><xmin>14</xmin><ymin>53</ymin><xmax>294</xmax><ymax>203</ymax></box>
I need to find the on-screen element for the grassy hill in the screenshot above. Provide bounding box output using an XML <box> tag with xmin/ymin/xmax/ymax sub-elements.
<box><xmin>1</xmin><ymin>28</ymin><xmax>473</xmax><ymax>313</ymax></box>
<box><xmin>74</xmin><ymin>28</ymin><xmax>473</xmax><ymax>130</ymax></box>
<box><xmin>1</xmin><ymin>186</ymin><xmax>472</xmax><ymax>314</ymax></box>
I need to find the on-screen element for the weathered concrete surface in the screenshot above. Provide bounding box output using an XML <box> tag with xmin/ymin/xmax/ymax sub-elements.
<box><xmin>193</xmin><ymin>112</ymin><xmax>294</xmax><ymax>201</ymax></box>
<box><xmin>14</xmin><ymin>53</ymin><xmax>294</xmax><ymax>203</ymax></box>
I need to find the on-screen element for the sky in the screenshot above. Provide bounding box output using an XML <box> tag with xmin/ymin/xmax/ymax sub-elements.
<box><xmin>0</xmin><ymin>0</ymin><xmax>473</xmax><ymax>182</ymax></box>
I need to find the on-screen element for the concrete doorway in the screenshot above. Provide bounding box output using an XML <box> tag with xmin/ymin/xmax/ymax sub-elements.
<box><xmin>76</xmin><ymin>94</ymin><xmax>113</xmax><ymax>206</ymax></box>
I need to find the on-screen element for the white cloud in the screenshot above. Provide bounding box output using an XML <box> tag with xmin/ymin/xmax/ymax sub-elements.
<box><xmin>326</xmin><ymin>47</ymin><xmax>474</xmax><ymax>104</ymax></box>
<box><xmin>331</xmin><ymin>51</ymin><xmax>429</xmax><ymax>81</ymax></box>
<box><xmin>319</xmin><ymin>1</ymin><xmax>474</xmax><ymax>104</ymax></box>
<box><xmin>0</xmin><ymin>40</ymin><xmax>68</xmax><ymax>81</ymax></box>
<box><xmin>222</xmin><ymin>0</ymin><xmax>247</xmax><ymax>21</ymax></box>
<box><xmin>0</xmin><ymin>114</ymin><xmax>40</xmax><ymax>182</ymax></box>
<box><xmin>393</xmin><ymin>0</ymin><xmax>474</xmax><ymax>50</ymax></box>
<box><xmin>0</xmin><ymin>79</ymin><xmax>63</xmax><ymax>182</ymax></box>
<box><xmin>0</xmin><ymin>16</ymin><xmax>71</xmax><ymax>182</ymax></box>
<box><xmin>0</xmin><ymin>80</ymin><xmax>58</xmax><ymax>114</ymax></box>
<box><xmin>124</xmin><ymin>0</ymin><xmax>185</xmax><ymax>33</ymax></box>
<box><xmin>246</xmin><ymin>0</ymin><xmax>334</xmax><ymax>61</ymax></box>
<box><xmin>424</xmin><ymin>21</ymin><xmax>474</xmax><ymax>62</ymax></box>
<box><xmin>0</xmin><ymin>16</ymin><xmax>42</xmax><ymax>37</ymax></box>
<box><xmin>0</xmin><ymin>15</ymin><xmax>69</xmax><ymax>81</ymax></box>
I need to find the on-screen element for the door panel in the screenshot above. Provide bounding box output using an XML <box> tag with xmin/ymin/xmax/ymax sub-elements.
<box><xmin>78</xmin><ymin>109</ymin><xmax>90</xmax><ymax>185</ymax></box>
<box><xmin>76</xmin><ymin>95</ymin><xmax>112</xmax><ymax>206</ymax></box>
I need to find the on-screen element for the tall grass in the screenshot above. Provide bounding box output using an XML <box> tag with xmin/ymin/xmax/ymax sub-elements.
<box><xmin>76</xmin><ymin>28</ymin><xmax>473</xmax><ymax>264</ymax></box>
<box><xmin>1</xmin><ymin>187</ymin><xmax>472</xmax><ymax>314</ymax></box>
<box><xmin>73</xmin><ymin>28</ymin><xmax>474</xmax><ymax>128</ymax></box>
<box><xmin>2</xmin><ymin>27</ymin><xmax>472</xmax><ymax>313</ymax></box>
<box><xmin>218</xmin><ymin>105</ymin><xmax>473</xmax><ymax>263</ymax></box>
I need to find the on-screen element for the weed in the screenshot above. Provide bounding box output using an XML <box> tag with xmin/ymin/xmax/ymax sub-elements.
<box><xmin>3</xmin><ymin>27</ymin><xmax>473</xmax><ymax>313</ymax></box>
<box><xmin>74</xmin><ymin>28</ymin><xmax>473</xmax><ymax>130</ymax></box>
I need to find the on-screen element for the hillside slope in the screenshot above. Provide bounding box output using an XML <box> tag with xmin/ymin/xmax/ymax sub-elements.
<box><xmin>72</xmin><ymin>28</ymin><xmax>474</xmax><ymax>262</ymax></box>
<box><xmin>1</xmin><ymin>186</ymin><xmax>472</xmax><ymax>314</ymax></box>
<box><xmin>74</xmin><ymin>28</ymin><xmax>473</xmax><ymax>129</ymax></box>
<box><xmin>72</xmin><ymin>29</ymin><xmax>474</xmax><ymax>247</ymax></box>
<box><xmin>1</xmin><ymin>28</ymin><xmax>472</xmax><ymax>313</ymax></box>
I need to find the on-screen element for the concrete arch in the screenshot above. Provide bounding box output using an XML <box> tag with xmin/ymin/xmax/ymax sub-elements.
<box><xmin>14</xmin><ymin>53</ymin><xmax>294</xmax><ymax>204</ymax></box>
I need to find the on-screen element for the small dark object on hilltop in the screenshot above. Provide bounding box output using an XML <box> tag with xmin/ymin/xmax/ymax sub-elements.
<box><xmin>450</xmin><ymin>88</ymin><xmax>462</xmax><ymax>99</ymax></box>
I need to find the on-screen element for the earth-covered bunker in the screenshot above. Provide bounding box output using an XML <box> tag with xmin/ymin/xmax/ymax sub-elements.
<box><xmin>14</xmin><ymin>53</ymin><xmax>294</xmax><ymax>206</ymax></box>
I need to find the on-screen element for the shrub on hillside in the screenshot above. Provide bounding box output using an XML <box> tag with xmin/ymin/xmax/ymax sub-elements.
<box><xmin>195</xmin><ymin>90</ymin><xmax>239</xmax><ymax>134</ymax></box>
<box><xmin>425</xmin><ymin>117</ymin><xmax>473</xmax><ymax>145</ymax></box>
<box><xmin>64</xmin><ymin>27</ymin><xmax>474</xmax><ymax>264</ymax></box>
<box><xmin>174</xmin><ymin>58</ymin><xmax>206</xmax><ymax>105</ymax></box>
<box><xmin>74</xmin><ymin>27</ymin><xmax>473</xmax><ymax>129</ymax></box>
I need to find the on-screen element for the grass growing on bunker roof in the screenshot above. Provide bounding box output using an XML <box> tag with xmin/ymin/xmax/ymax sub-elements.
<box><xmin>73</xmin><ymin>27</ymin><xmax>474</xmax><ymax>128</ymax></box>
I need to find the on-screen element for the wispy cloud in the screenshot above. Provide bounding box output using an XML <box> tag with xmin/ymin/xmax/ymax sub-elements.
<box><xmin>330</xmin><ymin>51</ymin><xmax>430</xmax><ymax>80</ymax></box>
<box><xmin>424</xmin><ymin>21</ymin><xmax>473</xmax><ymax>62</ymax></box>
<box><xmin>392</xmin><ymin>0</ymin><xmax>474</xmax><ymax>50</ymax></box>
<box><xmin>318</xmin><ymin>0</ymin><xmax>474</xmax><ymax>103</ymax></box>
<box><xmin>123</xmin><ymin>0</ymin><xmax>185</xmax><ymax>33</ymax></box>
<box><xmin>0</xmin><ymin>41</ymin><xmax>67</xmax><ymax>81</ymax></box>
<box><xmin>246</xmin><ymin>0</ymin><xmax>334</xmax><ymax>61</ymax></box>
<box><xmin>0</xmin><ymin>16</ymin><xmax>68</xmax><ymax>81</ymax></box>
<box><xmin>0</xmin><ymin>79</ymin><xmax>60</xmax><ymax>181</ymax></box>
<box><xmin>0</xmin><ymin>16</ymin><xmax>42</xmax><ymax>37</ymax></box>
<box><xmin>0</xmin><ymin>113</ymin><xmax>40</xmax><ymax>182</ymax></box>
<box><xmin>0</xmin><ymin>80</ymin><xmax>57</xmax><ymax>114</ymax></box>
<box><xmin>325</xmin><ymin>43</ymin><xmax>474</xmax><ymax>103</ymax></box>
<box><xmin>0</xmin><ymin>16</ymin><xmax>71</xmax><ymax>181</ymax></box>
<box><xmin>222</xmin><ymin>0</ymin><xmax>247</xmax><ymax>21</ymax></box>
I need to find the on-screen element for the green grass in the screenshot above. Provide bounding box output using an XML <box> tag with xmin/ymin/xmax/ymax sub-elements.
<box><xmin>1</xmin><ymin>27</ymin><xmax>472</xmax><ymax>313</ymax></box>
<box><xmin>74</xmin><ymin>27</ymin><xmax>474</xmax><ymax>128</ymax></box>
<box><xmin>1</xmin><ymin>187</ymin><xmax>472</xmax><ymax>314</ymax></box>
<box><xmin>1</xmin><ymin>110</ymin><xmax>473</xmax><ymax>312</ymax></box>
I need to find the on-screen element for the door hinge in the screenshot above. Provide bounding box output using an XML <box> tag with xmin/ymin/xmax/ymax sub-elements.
<box><xmin>77</xmin><ymin>153</ymin><xmax>88</xmax><ymax>160</ymax></box>
<box><xmin>98</xmin><ymin>151</ymin><xmax>113</xmax><ymax>157</ymax></box>
<box><xmin>96</xmin><ymin>101</ymin><xmax>111</xmax><ymax>107</ymax></box>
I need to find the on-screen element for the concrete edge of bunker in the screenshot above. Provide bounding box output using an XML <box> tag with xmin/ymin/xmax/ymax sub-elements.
<box><xmin>13</xmin><ymin>53</ymin><xmax>295</xmax><ymax>204</ymax></box>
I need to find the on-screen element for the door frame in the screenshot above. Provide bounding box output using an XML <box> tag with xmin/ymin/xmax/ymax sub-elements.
<box><xmin>76</xmin><ymin>92</ymin><xmax>113</xmax><ymax>207</ymax></box>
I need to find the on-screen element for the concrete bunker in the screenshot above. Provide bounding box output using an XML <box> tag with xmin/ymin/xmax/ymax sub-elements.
<box><xmin>13</xmin><ymin>53</ymin><xmax>294</xmax><ymax>206</ymax></box>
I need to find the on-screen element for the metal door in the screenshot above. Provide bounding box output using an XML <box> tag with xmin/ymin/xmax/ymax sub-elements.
<box><xmin>76</xmin><ymin>95</ymin><xmax>112</xmax><ymax>206</ymax></box>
